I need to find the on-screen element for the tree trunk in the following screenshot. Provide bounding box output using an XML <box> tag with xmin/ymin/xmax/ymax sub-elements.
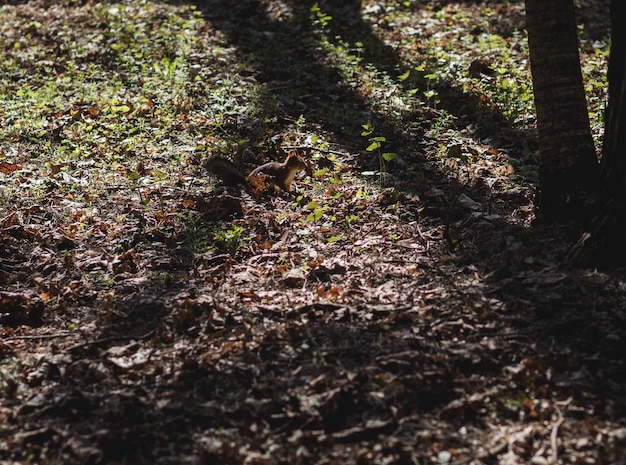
<box><xmin>525</xmin><ymin>0</ymin><xmax>599</xmax><ymax>216</ymax></box>
<box><xmin>569</xmin><ymin>0</ymin><xmax>626</xmax><ymax>266</ymax></box>
<box><xmin>598</xmin><ymin>0</ymin><xmax>626</xmax><ymax>203</ymax></box>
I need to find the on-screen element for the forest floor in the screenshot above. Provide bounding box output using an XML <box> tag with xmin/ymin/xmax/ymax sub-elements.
<box><xmin>1</xmin><ymin>0</ymin><xmax>625</xmax><ymax>464</ymax></box>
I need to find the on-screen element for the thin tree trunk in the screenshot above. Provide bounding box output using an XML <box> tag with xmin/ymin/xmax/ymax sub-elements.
<box><xmin>525</xmin><ymin>0</ymin><xmax>599</xmax><ymax>216</ymax></box>
<box><xmin>569</xmin><ymin>0</ymin><xmax>626</xmax><ymax>266</ymax></box>
<box><xmin>598</xmin><ymin>0</ymin><xmax>626</xmax><ymax>200</ymax></box>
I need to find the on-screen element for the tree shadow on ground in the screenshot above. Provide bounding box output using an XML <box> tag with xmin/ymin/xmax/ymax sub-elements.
<box><xmin>196</xmin><ymin>0</ymin><xmax>531</xmax><ymax>168</ymax></box>
<box><xmin>174</xmin><ymin>0</ymin><xmax>625</xmax><ymax>408</ymax></box>
<box><xmin>184</xmin><ymin>0</ymin><xmax>626</xmax><ymax>433</ymax></box>
<box><xmin>191</xmin><ymin>0</ymin><xmax>626</xmax><ymax>420</ymax></box>
<box><xmin>194</xmin><ymin>0</ymin><xmax>540</xmax><ymax>254</ymax></box>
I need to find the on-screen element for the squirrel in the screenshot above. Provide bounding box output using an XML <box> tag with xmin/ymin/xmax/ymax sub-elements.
<box><xmin>207</xmin><ymin>151</ymin><xmax>307</xmax><ymax>193</ymax></box>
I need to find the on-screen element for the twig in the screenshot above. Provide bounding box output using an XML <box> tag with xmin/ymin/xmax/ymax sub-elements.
<box><xmin>3</xmin><ymin>332</ymin><xmax>72</xmax><ymax>343</ymax></box>
<box><xmin>248</xmin><ymin>252</ymin><xmax>282</xmax><ymax>265</ymax></box>
<box><xmin>413</xmin><ymin>221</ymin><xmax>430</xmax><ymax>246</ymax></box>
<box><xmin>281</xmin><ymin>144</ymin><xmax>353</xmax><ymax>156</ymax></box>
<box><xmin>550</xmin><ymin>411</ymin><xmax>564</xmax><ymax>462</ymax></box>
<box><xmin>359</xmin><ymin>216</ymin><xmax>384</xmax><ymax>239</ymax></box>
<box><xmin>551</xmin><ymin>398</ymin><xmax>571</xmax><ymax>463</ymax></box>
<box><xmin>66</xmin><ymin>329</ymin><xmax>156</xmax><ymax>352</ymax></box>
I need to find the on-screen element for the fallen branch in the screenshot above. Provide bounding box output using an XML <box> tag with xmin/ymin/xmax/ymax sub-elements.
<box><xmin>65</xmin><ymin>329</ymin><xmax>156</xmax><ymax>352</ymax></box>
<box><xmin>551</xmin><ymin>398</ymin><xmax>572</xmax><ymax>463</ymax></box>
<box><xmin>3</xmin><ymin>331</ymin><xmax>71</xmax><ymax>343</ymax></box>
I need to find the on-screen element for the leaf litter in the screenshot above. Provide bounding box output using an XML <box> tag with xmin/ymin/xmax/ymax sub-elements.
<box><xmin>0</xmin><ymin>0</ymin><xmax>624</xmax><ymax>464</ymax></box>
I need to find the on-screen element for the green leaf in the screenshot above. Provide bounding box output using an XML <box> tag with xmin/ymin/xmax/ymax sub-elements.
<box><xmin>152</xmin><ymin>169</ymin><xmax>168</xmax><ymax>181</ymax></box>
<box><xmin>361</xmin><ymin>121</ymin><xmax>374</xmax><ymax>136</ymax></box>
<box><xmin>382</xmin><ymin>152</ymin><xmax>397</xmax><ymax>162</ymax></box>
<box><xmin>398</xmin><ymin>70</ymin><xmax>410</xmax><ymax>81</ymax></box>
<box><xmin>326</xmin><ymin>236</ymin><xmax>341</xmax><ymax>243</ymax></box>
<box><xmin>366</xmin><ymin>141</ymin><xmax>381</xmax><ymax>152</ymax></box>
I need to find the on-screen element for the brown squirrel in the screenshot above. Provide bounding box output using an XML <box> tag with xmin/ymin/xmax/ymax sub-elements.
<box><xmin>207</xmin><ymin>151</ymin><xmax>307</xmax><ymax>193</ymax></box>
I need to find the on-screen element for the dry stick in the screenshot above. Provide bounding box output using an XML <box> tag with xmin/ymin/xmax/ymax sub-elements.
<box><xmin>413</xmin><ymin>221</ymin><xmax>431</xmax><ymax>246</ymax></box>
<box><xmin>551</xmin><ymin>412</ymin><xmax>564</xmax><ymax>462</ymax></box>
<box><xmin>281</xmin><ymin>144</ymin><xmax>353</xmax><ymax>156</ymax></box>
<box><xmin>3</xmin><ymin>332</ymin><xmax>72</xmax><ymax>343</ymax></box>
<box><xmin>359</xmin><ymin>216</ymin><xmax>384</xmax><ymax>240</ymax></box>
<box><xmin>65</xmin><ymin>329</ymin><xmax>156</xmax><ymax>352</ymax></box>
<box><xmin>551</xmin><ymin>399</ymin><xmax>570</xmax><ymax>463</ymax></box>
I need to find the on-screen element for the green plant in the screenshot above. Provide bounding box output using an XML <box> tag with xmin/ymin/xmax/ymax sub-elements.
<box><xmin>422</xmin><ymin>72</ymin><xmax>440</xmax><ymax>108</ymax></box>
<box><xmin>182</xmin><ymin>214</ymin><xmax>210</xmax><ymax>253</ymax></box>
<box><xmin>153</xmin><ymin>56</ymin><xmax>180</xmax><ymax>81</ymax></box>
<box><xmin>361</xmin><ymin>120</ymin><xmax>397</xmax><ymax>186</ymax></box>
<box><xmin>90</xmin><ymin>269</ymin><xmax>114</xmax><ymax>290</ymax></box>
<box><xmin>304</xmin><ymin>200</ymin><xmax>326</xmax><ymax>222</ymax></box>
<box><xmin>213</xmin><ymin>224</ymin><xmax>247</xmax><ymax>255</ymax></box>
<box><xmin>310</xmin><ymin>3</ymin><xmax>332</xmax><ymax>28</ymax></box>
<box><xmin>157</xmin><ymin>271</ymin><xmax>175</xmax><ymax>287</ymax></box>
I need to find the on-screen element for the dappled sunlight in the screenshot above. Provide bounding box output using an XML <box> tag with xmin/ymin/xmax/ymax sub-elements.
<box><xmin>0</xmin><ymin>1</ymin><xmax>622</xmax><ymax>464</ymax></box>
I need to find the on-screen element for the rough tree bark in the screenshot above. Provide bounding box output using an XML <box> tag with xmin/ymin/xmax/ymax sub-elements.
<box><xmin>570</xmin><ymin>0</ymin><xmax>626</xmax><ymax>266</ymax></box>
<box><xmin>525</xmin><ymin>0</ymin><xmax>600</xmax><ymax>216</ymax></box>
